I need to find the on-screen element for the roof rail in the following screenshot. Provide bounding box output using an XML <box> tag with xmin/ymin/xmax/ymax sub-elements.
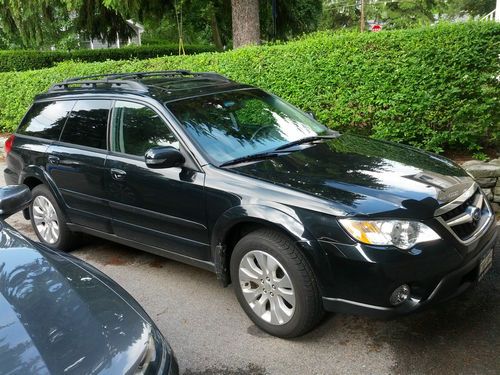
<box><xmin>63</xmin><ymin>70</ymin><xmax>230</xmax><ymax>83</ymax></box>
<box><xmin>119</xmin><ymin>70</ymin><xmax>231</xmax><ymax>81</ymax></box>
<box><xmin>194</xmin><ymin>72</ymin><xmax>232</xmax><ymax>81</ymax></box>
<box><xmin>48</xmin><ymin>80</ymin><xmax>148</xmax><ymax>93</ymax></box>
<box><xmin>50</xmin><ymin>70</ymin><xmax>231</xmax><ymax>93</ymax></box>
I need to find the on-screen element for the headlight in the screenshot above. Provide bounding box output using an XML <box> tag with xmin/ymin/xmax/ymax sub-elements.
<box><xmin>338</xmin><ymin>219</ymin><xmax>440</xmax><ymax>249</ymax></box>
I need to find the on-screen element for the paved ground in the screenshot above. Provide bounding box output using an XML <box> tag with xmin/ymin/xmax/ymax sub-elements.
<box><xmin>2</xmin><ymin>168</ymin><xmax>499</xmax><ymax>374</ymax></box>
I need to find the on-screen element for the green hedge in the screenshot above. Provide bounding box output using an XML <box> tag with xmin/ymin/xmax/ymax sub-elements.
<box><xmin>0</xmin><ymin>22</ymin><xmax>498</xmax><ymax>153</ymax></box>
<box><xmin>0</xmin><ymin>44</ymin><xmax>216</xmax><ymax>72</ymax></box>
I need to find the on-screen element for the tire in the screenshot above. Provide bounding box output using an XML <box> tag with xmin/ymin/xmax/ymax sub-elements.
<box><xmin>230</xmin><ymin>228</ymin><xmax>324</xmax><ymax>338</ymax></box>
<box><xmin>29</xmin><ymin>184</ymin><xmax>77</xmax><ymax>251</ymax></box>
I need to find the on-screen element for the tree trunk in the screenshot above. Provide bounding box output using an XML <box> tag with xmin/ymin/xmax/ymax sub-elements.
<box><xmin>210</xmin><ymin>13</ymin><xmax>224</xmax><ymax>51</ymax></box>
<box><xmin>231</xmin><ymin>0</ymin><xmax>260</xmax><ymax>49</ymax></box>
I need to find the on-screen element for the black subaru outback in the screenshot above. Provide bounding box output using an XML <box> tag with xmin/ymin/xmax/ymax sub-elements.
<box><xmin>4</xmin><ymin>71</ymin><xmax>497</xmax><ymax>338</ymax></box>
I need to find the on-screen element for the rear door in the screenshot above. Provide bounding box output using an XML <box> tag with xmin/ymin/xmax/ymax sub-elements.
<box><xmin>8</xmin><ymin>100</ymin><xmax>75</xmax><ymax>184</ymax></box>
<box><xmin>104</xmin><ymin>100</ymin><xmax>210</xmax><ymax>260</ymax></box>
<box><xmin>46</xmin><ymin>99</ymin><xmax>112</xmax><ymax>233</ymax></box>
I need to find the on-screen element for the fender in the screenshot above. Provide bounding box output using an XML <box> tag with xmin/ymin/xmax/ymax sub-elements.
<box><xmin>19</xmin><ymin>165</ymin><xmax>71</xmax><ymax>222</ymax></box>
<box><xmin>212</xmin><ymin>204</ymin><xmax>332</xmax><ymax>290</ymax></box>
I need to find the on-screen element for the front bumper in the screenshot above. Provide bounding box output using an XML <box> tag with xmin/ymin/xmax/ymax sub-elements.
<box><xmin>320</xmin><ymin>220</ymin><xmax>497</xmax><ymax>318</ymax></box>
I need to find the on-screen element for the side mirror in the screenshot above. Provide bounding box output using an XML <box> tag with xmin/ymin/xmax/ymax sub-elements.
<box><xmin>145</xmin><ymin>146</ymin><xmax>185</xmax><ymax>169</ymax></box>
<box><xmin>0</xmin><ymin>185</ymin><xmax>31</xmax><ymax>219</ymax></box>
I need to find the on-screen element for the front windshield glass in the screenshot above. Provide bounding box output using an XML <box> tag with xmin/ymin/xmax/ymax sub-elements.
<box><xmin>166</xmin><ymin>89</ymin><xmax>330</xmax><ymax>164</ymax></box>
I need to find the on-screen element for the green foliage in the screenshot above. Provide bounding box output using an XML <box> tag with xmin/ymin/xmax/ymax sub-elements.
<box><xmin>72</xmin><ymin>0</ymin><xmax>135</xmax><ymax>45</ymax></box>
<box><xmin>0</xmin><ymin>0</ymin><xmax>171</xmax><ymax>48</ymax></box>
<box><xmin>320</xmin><ymin>3</ymin><xmax>359</xmax><ymax>31</ymax></box>
<box><xmin>472</xmin><ymin>152</ymin><xmax>489</xmax><ymax>161</ymax></box>
<box><xmin>0</xmin><ymin>45</ymin><xmax>216</xmax><ymax>72</ymax></box>
<box><xmin>321</xmin><ymin>0</ymin><xmax>439</xmax><ymax>30</ymax></box>
<box><xmin>443</xmin><ymin>0</ymin><xmax>496</xmax><ymax>18</ymax></box>
<box><xmin>321</xmin><ymin>0</ymin><xmax>496</xmax><ymax>31</ymax></box>
<box><xmin>141</xmin><ymin>1</ymin><xmax>232</xmax><ymax>47</ymax></box>
<box><xmin>261</xmin><ymin>0</ymin><xmax>323</xmax><ymax>40</ymax></box>
<box><xmin>381</xmin><ymin>0</ymin><xmax>437</xmax><ymax>29</ymax></box>
<box><xmin>0</xmin><ymin>0</ymin><xmax>322</xmax><ymax>51</ymax></box>
<box><xmin>0</xmin><ymin>22</ymin><xmax>498</xmax><ymax>154</ymax></box>
<box><xmin>0</xmin><ymin>0</ymin><xmax>71</xmax><ymax>48</ymax></box>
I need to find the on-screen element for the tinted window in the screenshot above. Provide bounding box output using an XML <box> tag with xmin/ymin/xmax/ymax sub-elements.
<box><xmin>60</xmin><ymin>100</ymin><xmax>111</xmax><ymax>149</ymax></box>
<box><xmin>111</xmin><ymin>101</ymin><xmax>179</xmax><ymax>156</ymax></box>
<box><xmin>17</xmin><ymin>101</ymin><xmax>75</xmax><ymax>140</ymax></box>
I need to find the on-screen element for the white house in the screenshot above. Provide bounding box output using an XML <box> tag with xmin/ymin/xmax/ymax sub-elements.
<box><xmin>82</xmin><ymin>20</ymin><xmax>145</xmax><ymax>50</ymax></box>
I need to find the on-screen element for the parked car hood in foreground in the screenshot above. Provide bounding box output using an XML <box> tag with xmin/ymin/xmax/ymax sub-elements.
<box><xmin>230</xmin><ymin>134</ymin><xmax>473</xmax><ymax>218</ymax></box>
<box><xmin>0</xmin><ymin>224</ymin><xmax>159</xmax><ymax>375</ymax></box>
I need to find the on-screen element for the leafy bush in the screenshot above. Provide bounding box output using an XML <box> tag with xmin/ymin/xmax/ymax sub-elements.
<box><xmin>0</xmin><ymin>22</ymin><xmax>498</xmax><ymax>153</ymax></box>
<box><xmin>0</xmin><ymin>44</ymin><xmax>216</xmax><ymax>72</ymax></box>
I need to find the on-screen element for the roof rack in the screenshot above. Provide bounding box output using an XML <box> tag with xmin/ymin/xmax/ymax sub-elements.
<box><xmin>49</xmin><ymin>70</ymin><xmax>231</xmax><ymax>94</ymax></box>
<box><xmin>63</xmin><ymin>70</ymin><xmax>231</xmax><ymax>83</ymax></box>
<box><xmin>48</xmin><ymin>80</ymin><xmax>148</xmax><ymax>93</ymax></box>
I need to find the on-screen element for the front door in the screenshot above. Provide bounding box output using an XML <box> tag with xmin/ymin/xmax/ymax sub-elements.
<box><xmin>105</xmin><ymin>100</ymin><xmax>210</xmax><ymax>260</ymax></box>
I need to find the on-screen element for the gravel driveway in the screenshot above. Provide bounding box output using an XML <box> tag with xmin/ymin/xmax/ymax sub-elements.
<box><xmin>2</xmin><ymin>165</ymin><xmax>499</xmax><ymax>375</ymax></box>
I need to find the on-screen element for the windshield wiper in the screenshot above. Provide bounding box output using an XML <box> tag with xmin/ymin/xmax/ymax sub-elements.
<box><xmin>275</xmin><ymin>133</ymin><xmax>339</xmax><ymax>151</ymax></box>
<box><xmin>219</xmin><ymin>150</ymin><xmax>287</xmax><ymax>167</ymax></box>
<box><xmin>219</xmin><ymin>132</ymin><xmax>340</xmax><ymax>168</ymax></box>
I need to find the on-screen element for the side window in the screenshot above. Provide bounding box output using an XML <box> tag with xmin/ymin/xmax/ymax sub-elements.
<box><xmin>60</xmin><ymin>99</ymin><xmax>111</xmax><ymax>149</ymax></box>
<box><xmin>17</xmin><ymin>101</ymin><xmax>75</xmax><ymax>140</ymax></box>
<box><xmin>111</xmin><ymin>101</ymin><xmax>179</xmax><ymax>156</ymax></box>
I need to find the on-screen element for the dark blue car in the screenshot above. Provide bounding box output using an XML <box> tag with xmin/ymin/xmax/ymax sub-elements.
<box><xmin>0</xmin><ymin>185</ymin><xmax>178</xmax><ymax>375</ymax></box>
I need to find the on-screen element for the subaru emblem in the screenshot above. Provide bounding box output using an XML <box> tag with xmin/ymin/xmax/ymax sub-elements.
<box><xmin>471</xmin><ymin>207</ymin><xmax>481</xmax><ymax>222</ymax></box>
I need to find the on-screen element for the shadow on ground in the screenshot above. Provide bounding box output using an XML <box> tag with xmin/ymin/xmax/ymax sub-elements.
<box><xmin>6</xmin><ymin>208</ymin><xmax>500</xmax><ymax>374</ymax></box>
<box><xmin>72</xmin><ymin>232</ymin><xmax>500</xmax><ymax>375</ymax></box>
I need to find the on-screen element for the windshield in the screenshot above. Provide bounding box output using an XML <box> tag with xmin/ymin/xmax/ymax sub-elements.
<box><xmin>166</xmin><ymin>89</ymin><xmax>330</xmax><ymax>164</ymax></box>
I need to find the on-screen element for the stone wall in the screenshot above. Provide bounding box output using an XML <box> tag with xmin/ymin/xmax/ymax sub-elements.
<box><xmin>462</xmin><ymin>158</ymin><xmax>500</xmax><ymax>213</ymax></box>
<box><xmin>0</xmin><ymin>135</ymin><xmax>7</xmax><ymax>159</ymax></box>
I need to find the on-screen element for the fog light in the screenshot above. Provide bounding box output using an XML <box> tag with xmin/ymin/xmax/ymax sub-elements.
<box><xmin>390</xmin><ymin>284</ymin><xmax>410</xmax><ymax>306</ymax></box>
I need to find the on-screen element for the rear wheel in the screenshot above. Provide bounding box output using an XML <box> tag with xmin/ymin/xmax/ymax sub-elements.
<box><xmin>30</xmin><ymin>184</ymin><xmax>77</xmax><ymax>251</ymax></box>
<box><xmin>230</xmin><ymin>229</ymin><xmax>323</xmax><ymax>338</ymax></box>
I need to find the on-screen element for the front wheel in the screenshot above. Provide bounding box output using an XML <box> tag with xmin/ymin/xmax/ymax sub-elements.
<box><xmin>230</xmin><ymin>229</ymin><xmax>324</xmax><ymax>338</ymax></box>
<box><xmin>29</xmin><ymin>184</ymin><xmax>77</xmax><ymax>251</ymax></box>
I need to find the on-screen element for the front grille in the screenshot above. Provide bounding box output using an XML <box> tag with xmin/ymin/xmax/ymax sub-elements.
<box><xmin>438</xmin><ymin>188</ymin><xmax>491</xmax><ymax>241</ymax></box>
<box><xmin>452</xmin><ymin>219</ymin><xmax>480</xmax><ymax>240</ymax></box>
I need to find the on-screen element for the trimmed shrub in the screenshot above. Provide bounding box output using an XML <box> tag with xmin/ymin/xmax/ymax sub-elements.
<box><xmin>0</xmin><ymin>22</ymin><xmax>498</xmax><ymax>153</ymax></box>
<box><xmin>0</xmin><ymin>44</ymin><xmax>216</xmax><ymax>72</ymax></box>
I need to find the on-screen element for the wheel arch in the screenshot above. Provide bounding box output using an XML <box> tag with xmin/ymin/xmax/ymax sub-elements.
<box><xmin>212</xmin><ymin>205</ymin><xmax>329</xmax><ymax>289</ymax></box>
<box><xmin>19</xmin><ymin>166</ymin><xmax>68</xmax><ymax>221</ymax></box>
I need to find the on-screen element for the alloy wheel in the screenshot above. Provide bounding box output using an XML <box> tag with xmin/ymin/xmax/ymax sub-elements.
<box><xmin>32</xmin><ymin>196</ymin><xmax>60</xmax><ymax>244</ymax></box>
<box><xmin>238</xmin><ymin>250</ymin><xmax>296</xmax><ymax>325</ymax></box>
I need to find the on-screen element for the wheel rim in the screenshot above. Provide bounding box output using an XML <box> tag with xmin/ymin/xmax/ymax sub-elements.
<box><xmin>32</xmin><ymin>196</ymin><xmax>59</xmax><ymax>244</ymax></box>
<box><xmin>238</xmin><ymin>250</ymin><xmax>295</xmax><ymax>325</ymax></box>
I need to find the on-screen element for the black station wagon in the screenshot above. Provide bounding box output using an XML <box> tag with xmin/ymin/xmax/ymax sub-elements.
<box><xmin>4</xmin><ymin>71</ymin><xmax>497</xmax><ymax>337</ymax></box>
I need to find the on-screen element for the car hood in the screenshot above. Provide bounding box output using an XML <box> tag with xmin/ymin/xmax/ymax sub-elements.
<box><xmin>230</xmin><ymin>134</ymin><xmax>473</xmax><ymax>218</ymax></box>
<box><xmin>0</xmin><ymin>225</ymin><xmax>153</xmax><ymax>375</ymax></box>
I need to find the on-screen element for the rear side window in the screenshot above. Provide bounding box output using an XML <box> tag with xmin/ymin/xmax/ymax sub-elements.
<box><xmin>60</xmin><ymin>99</ymin><xmax>111</xmax><ymax>150</ymax></box>
<box><xmin>17</xmin><ymin>101</ymin><xmax>75</xmax><ymax>140</ymax></box>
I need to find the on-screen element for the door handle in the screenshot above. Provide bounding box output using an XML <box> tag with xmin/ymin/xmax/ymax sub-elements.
<box><xmin>49</xmin><ymin>156</ymin><xmax>81</xmax><ymax>167</ymax></box>
<box><xmin>59</xmin><ymin>159</ymin><xmax>82</xmax><ymax>167</ymax></box>
<box><xmin>111</xmin><ymin>168</ymin><xmax>127</xmax><ymax>181</ymax></box>
<box><xmin>48</xmin><ymin>155</ymin><xmax>60</xmax><ymax>164</ymax></box>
